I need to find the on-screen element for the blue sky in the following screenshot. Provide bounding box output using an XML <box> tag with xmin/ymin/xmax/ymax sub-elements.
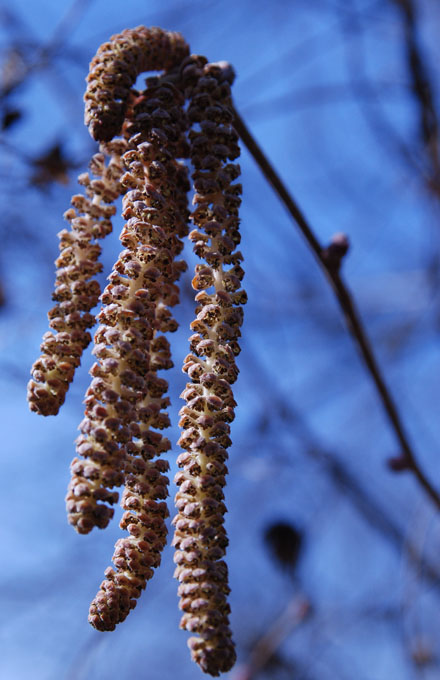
<box><xmin>1</xmin><ymin>1</ymin><xmax>440</xmax><ymax>679</ymax></box>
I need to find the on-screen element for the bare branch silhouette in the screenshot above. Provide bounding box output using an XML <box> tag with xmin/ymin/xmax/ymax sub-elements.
<box><xmin>233</xmin><ymin>106</ymin><xmax>440</xmax><ymax>511</ymax></box>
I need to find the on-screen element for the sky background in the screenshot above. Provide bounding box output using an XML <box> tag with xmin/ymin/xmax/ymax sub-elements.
<box><xmin>1</xmin><ymin>1</ymin><xmax>440</xmax><ymax>679</ymax></box>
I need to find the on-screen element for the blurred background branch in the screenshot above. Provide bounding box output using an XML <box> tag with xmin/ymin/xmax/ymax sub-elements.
<box><xmin>234</xmin><ymin>106</ymin><xmax>440</xmax><ymax>512</ymax></box>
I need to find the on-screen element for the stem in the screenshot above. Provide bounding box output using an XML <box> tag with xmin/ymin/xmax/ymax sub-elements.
<box><xmin>233</xmin><ymin>104</ymin><xmax>440</xmax><ymax>512</ymax></box>
<box><xmin>231</xmin><ymin>595</ymin><xmax>310</xmax><ymax>680</ymax></box>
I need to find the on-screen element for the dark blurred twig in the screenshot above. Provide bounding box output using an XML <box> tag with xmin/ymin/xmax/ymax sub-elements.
<box><xmin>242</xmin><ymin>345</ymin><xmax>440</xmax><ymax>594</ymax></box>
<box><xmin>232</xmin><ymin>595</ymin><xmax>311</xmax><ymax>680</ymax></box>
<box><xmin>392</xmin><ymin>0</ymin><xmax>440</xmax><ymax>194</ymax></box>
<box><xmin>233</xmin><ymin>105</ymin><xmax>440</xmax><ymax>512</ymax></box>
<box><xmin>242</xmin><ymin>80</ymin><xmax>407</xmax><ymax>121</ymax></box>
<box><xmin>339</xmin><ymin>2</ymin><xmax>440</xmax><ymax>202</ymax></box>
<box><xmin>0</xmin><ymin>0</ymin><xmax>91</xmax><ymax>100</ymax></box>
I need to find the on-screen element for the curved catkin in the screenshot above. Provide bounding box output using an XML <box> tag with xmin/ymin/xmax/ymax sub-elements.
<box><xmin>27</xmin><ymin>139</ymin><xmax>128</xmax><ymax>417</ymax></box>
<box><xmin>172</xmin><ymin>57</ymin><xmax>245</xmax><ymax>677</ymax></box>
<box><xmin>29</xmin><ymin>23</ymin><xmax>245</xmax><ymax>676</ymax></box>
<box><xmin>68</xmin><ymin>75</ymin><xmax>189</xmax><ymax>545</ymax></box>
<box><xmin>85</xmin><ymin>26</ymin><xmax>189</xmax><ymax>143</ymax></box>
<box><xmin>87</xmin><ymin>81</ymin><xmax>191</xmax><ymax>628</ymax></box>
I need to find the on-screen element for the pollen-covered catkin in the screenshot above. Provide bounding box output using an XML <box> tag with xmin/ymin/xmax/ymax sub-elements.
<box><xmin>27</xmin><ymin>139</ymin><xmax>127</xmax><ymax>417</ymax></box>
<box><xmin>67</xmin><ymin>75</ymin><xmax>189</xmax><ymax>537</ymax></box>
<box><xmin>85</xmin><ymin>26</ymin><xmax>189</xmax><ymax>142</ymax></box>
<box><xmin>88</xmin><ymin>190</ymin><xmax>189</xmax><ymax>627</ymax></box>
<box><xmin>172</xmin><ymin>56</ymin><xmax>245</xmax><ymax>677</ymax></box>
<box><xmin>87</xmin><ymin>112</ymin><xmax>192</xmax><ymax>626</ymax></box>
<box><xmin>29</xmin><ymin>23</ymin><xmax>245</xmax><ymax>676</ymax></box>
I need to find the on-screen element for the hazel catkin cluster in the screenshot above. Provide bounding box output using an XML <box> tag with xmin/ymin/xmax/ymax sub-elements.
<box><xmin>28</xmin><ymin>25</ymin><xmax>245</xmax><ymax>678</ymax></box>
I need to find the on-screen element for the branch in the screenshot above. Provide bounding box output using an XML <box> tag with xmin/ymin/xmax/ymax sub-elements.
<box><xmin>0</xmin><ymin>0</ymin><xmax>91</xmax><ymax>101</ymax></box>
<box><xmin>241</xmin><ymin>344</ymin><xmax>440</xmax><ymax>596</ymax></box>
<box><xmin>233</xmin><ymin>105</ymin><xmax>440</xmax><ymax>512</ymax></box>
<box><xmin>338</xmin><ymin>5</ymin><xmax>439</xmax><ymax>203</ymax></box>
<box><xmin>231</xmin><ymin>595</ymin><xmax>311</xmax><ymax>680</ymax></box>
<box><xmin>391</xmin><ymin>0</ymin><xmax>440</xmax><ymax>192</ymax></box>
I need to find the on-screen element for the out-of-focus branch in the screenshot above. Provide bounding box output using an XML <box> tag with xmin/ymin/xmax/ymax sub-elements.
<box><xmin>233</xmin><ymin>105</ymin><xmax>440</xmax><ymax>512</ymax></box>
<box><xmin>339</xmin><ymin>7</ymin><xmax>429</xmax><ymax>184</ymax></box>
<box><xmin>242</xmin><ymin>80</ymin><xmax>406</xmax><ymax>121</ymax></box>
<box><xmin>339</xmin><ymin>3</ymin><xmax>440</xmax><ymax>203</ymax></box>
<box><xmin>242</xmin><ymin>346</ymin><xmax>440</xmax><ymax>595</ymax></box>
<box><xmin>0</xmin><ymin>0</ymin><xmax>91</xmax><ymax>100</ymax></box>
<box><xmin>231</xmin><ymin>595</ymin><xmax>311</xmax><ymax>680</ymax></box>
<box><xmin>392</xmin><ymin>0</ymin><xmax>440</xmax><ymax>193</ymax></box>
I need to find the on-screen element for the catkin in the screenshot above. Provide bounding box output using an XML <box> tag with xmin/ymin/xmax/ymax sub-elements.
<box><xmin>86</xmin><ymin>75</ymin><xmax>190</xmax><ymax>626</ymax></box>
<box><xmin>28</xmin><ymin>25</ymin><xmax>245</xmax><ymax>677</ymax></box>
<box><xmin>172</xmin><ymin>56</ymin><xmax>245</xmax><ymax>677</ymax></box>
<box><xmin>85</xmin><ymin>26</ymin><xmax>188</xmax><ymax>142</ymax></box>
<box><xmin>28</xmin><ymin>139</ymin><xmax>127</xmax><ymax>416</ymax></box>
<box><xmin>67</xmin><ymin>75</ymin><xmax>189</xmax><ymax>537</ymax></box>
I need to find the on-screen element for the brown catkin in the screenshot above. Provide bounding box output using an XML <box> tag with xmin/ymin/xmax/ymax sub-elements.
<box><xmin>78</xmin><ymin>73</ymin><xmax>193</xmax><ymax>632</ymax></box>
<box><xmin>30</xmin><ymin>23</ymin><xmax>245</xmax><ymax>676</ymax></box>
<box><xmin>27</xmin><ymin>139</ymin><xmax>128</xmax><ymax>417</ymax></box>
<box><xmin>67</xmin><ymin>74</ymin><xmax>189</xmax><ymax>537</ymax></box>
<box><xmin>172</xmin><ymin>56</ymin><xmax>245</xmax><ymax>677</ymax></box>
<box><xmin>85</xmin><ymin>26</ymin><xmax>189</xmax><ymax>142</ymax></box>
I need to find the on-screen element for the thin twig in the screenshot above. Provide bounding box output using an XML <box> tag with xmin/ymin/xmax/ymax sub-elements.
<box><xmin>391</xmin><ymin>0</ymin><xmax>440</xmax><ymax>191</ymax></box>
<box><xmin>231</xmin><ymin>595</ymin><xmax>311</xmax><ymax>680</ymax></box>
<box><xmin>241</xmin><ymin>80</ymin><xmax>407</xmax><ymax>121</ymax></box>
<box><xmin>233</xmin><ymin>105</ymin><xmax>440</xmax><ymax>512</ymax></box>
<box><xmin>242</xmin><ymin>344</ymin><xmax>440</xmax><ymax>594</ymax></box>
<box><xmin>0</xmin><ymin>0</ymin><xmax>92</xmax><ymax>101</ymax></box>
<box><xmin>339</xmin><ymin>5</ymin><xmax>437</xmax><ymax>197</ymax></box>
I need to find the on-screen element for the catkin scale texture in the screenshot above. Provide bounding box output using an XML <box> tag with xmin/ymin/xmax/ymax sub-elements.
<box><xmin>171</xmin><ymin>56</ymin><xmax>245</xmax><ymax>676</ymax></box>
<box><xmin>27</xmin><ymin>140</ymin><xmax>128</xmax><ymax>417</ymax></box>
<box><xmin>85</xmin><ymin>26</ymin><xmax>189</xmax><ymax>142</ymax></box>
<box><xmin>27</xmin><ymin>26</ymin><xmax>245</xmax><ymax>678</ymax></box>
<box><xmin>87</xmin><ymin>77</ymin><xmax>191</xmax><ymax>628</ymax></box>
<box><xmin>67</xmin><ymin>80</ymin><xmax>189</xmax><ymax>537</ymax></box>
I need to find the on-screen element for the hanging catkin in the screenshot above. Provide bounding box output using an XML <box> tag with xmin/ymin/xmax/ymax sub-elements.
<box><xmin>28</xmin><ymin>26</ymin><xmax>245</xmax><ymax>678</ymax></box>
